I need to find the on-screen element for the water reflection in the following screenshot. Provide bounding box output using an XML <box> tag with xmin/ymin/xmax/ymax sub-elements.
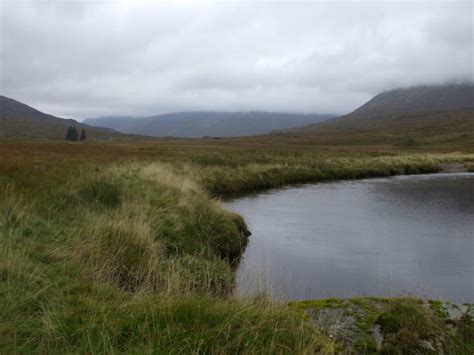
<box><xmin>225</xmin><ymin>173</ymin><xmax>474</xmax><ymax>302</ymax></box>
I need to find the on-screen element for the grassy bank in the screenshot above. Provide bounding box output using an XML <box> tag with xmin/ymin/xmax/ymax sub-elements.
<box><xmin>1</xmin><ymin>140</ymin><xmax>473</xmax><ymax>353</ymax></box>
<box><xmin>1</xmin><ymin>157</ymin><xmax>329</xmax><ymax>353</ymax></box>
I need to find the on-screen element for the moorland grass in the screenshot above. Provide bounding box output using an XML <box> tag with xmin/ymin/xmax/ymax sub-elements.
<box><xmin>1</xmin><ymin>139</ymin><xmax>473</xmax><ymax>353</ymax></box>
<box><xmin>0</xmin><ymin>153</ymin><xmax>329</xmax><ymax>353</ymax></box>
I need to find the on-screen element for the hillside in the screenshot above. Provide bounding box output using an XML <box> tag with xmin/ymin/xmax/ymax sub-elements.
<box><xmin>84</xmin><ymin>111</ymin><xmax>335</xmax><ymax>138</ymax></box>
<box><xmin>348</xmin><ymin>84</ymin><xmax>474</xmax><ymax>118</ymax></box>
<box><xmin>288</xmin><ymin>84</ymin><xmax>474</xmax><ymax>148</ymax></box>
<box><xmin>0</xmin><ymin>96</ymin><xmax>120</xmax><ymax>139</ymax></box>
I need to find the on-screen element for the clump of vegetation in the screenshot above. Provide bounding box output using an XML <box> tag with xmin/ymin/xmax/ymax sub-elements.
<box><xmin>377</xmin><ymin>299</ymin><xmax>441</xmax><ymax>353</ymax></box>
<box><xmin>75</xmin><ymin>212</ymin><xmax>163</xmax><ymax>291</ymax></box>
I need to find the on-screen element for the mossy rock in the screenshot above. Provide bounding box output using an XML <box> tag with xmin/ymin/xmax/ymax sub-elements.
<box><xmin>294</xmin><ymin>298</ymin><xmax>474</xmax><ymax>354</ymax></box>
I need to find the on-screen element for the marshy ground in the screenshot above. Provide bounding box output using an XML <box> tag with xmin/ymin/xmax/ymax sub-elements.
<box><xmin>1</xmin><ymin>138</ymin><xmax>473</xmax><ymax>353</ymax></box>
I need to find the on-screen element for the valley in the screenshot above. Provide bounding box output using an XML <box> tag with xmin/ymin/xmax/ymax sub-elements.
<box><xmin>1</xmin><ymin>84</ymin><xmax>474</xmax><ymax>353</ymax></box>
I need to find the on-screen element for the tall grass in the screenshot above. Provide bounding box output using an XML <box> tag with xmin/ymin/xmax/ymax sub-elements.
<box><xmin>0</xmin><ymin>191</ymin><xmax>331</xmax><ymax>353</ymax></box>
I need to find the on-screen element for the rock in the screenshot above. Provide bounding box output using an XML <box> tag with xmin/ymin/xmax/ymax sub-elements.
<box><xmin>372</xmin><ymin>324</ymin><xmax>384</xmax><ymax>351</ymax></box>
<box><xmin>300</xmin><ymin>299</ymin><xmax>473</xmax><ymax>353</ymax></box>
<box><xmin>468</xmin><ymin>305</ymin><xmax>474</xmax><ymax>321</ymax></box>
<box><xmin>307</xmin><ymin>308</ymin><xmax>359</xmax><ymax>343</ymax></box>
<box><xmin>441</xmin><ymin>303</ymin><xmax>469</xmax><ymax>322</ymax></box>
<box><xmin>434</xmin><ymin>338</ymin><xmax>445</xmax><ymax>355</ymax></box>
<box><xmin>305</xmin><ymin>304</ymin><xmax>379</xmax><ymax>351</ymax></box>
<box><xmin>420</xmin><ymin>340</ymin><xmax>436</xmax><ymax>352</ymax></box>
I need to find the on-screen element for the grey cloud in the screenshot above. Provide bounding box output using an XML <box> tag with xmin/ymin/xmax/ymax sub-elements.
<box><xmin>0</xmin><ymin>0</ymin><xmax>472</xmax><ymax>119</ymax></box>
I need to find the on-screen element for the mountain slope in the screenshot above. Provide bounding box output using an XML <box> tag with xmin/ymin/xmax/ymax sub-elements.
<box><xmin>0</xmin><ymin>96</ymin><xmax>120</xmax><ymax>139</ymax></box>
<box><xmin>299</xmin><ymin>84</ymin><xmax>474</xmax><ymax>131</ymax></box>
<box><xmin>84</xmin><ymin>111</ymin><xmax>335</xmax><ymax>138</ymax></box>
<box><xmin>286</xmin><ymin>84</ymin><xmax>474</xmax><ymax>148</ymax></box>
<box><xmin>349</xmin><ymin>84</ymin><xmax>474</xmax><ymax>118</ymax></box>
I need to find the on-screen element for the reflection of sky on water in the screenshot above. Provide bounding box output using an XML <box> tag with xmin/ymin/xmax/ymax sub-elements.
<box><xmin>225</xmin><ymin>173</ymin><xmax>474</xmax><ymax>302</ymax></box>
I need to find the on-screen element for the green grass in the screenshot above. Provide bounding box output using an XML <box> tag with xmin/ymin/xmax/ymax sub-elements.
<box><xmin>79</xmin><ymin>179</ymin><xmax>122</xmax><ymax>208</ymax></box>
<box><xmin>1</xmin><ymin>139</ymin><xmax>473</xmax><ymax>353</ymax></box>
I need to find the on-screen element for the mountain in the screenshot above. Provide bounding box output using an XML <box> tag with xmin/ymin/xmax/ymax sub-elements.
<box><xmin>0</xmin><ymin>96</ymin><xmax>120</xmax><ymax>139</ymax></box>
<box><xmin>298</xmin><ymin>84</ymin><xmax>474</xmax><ymax>131</ymax></box>
<box><xmin>287</xmin><ymin>84</ymin><xmax>474</xmax><ymax>148</ymax></box>
<box><xmin>348</xmin><ymin>84</ymin><xmax>474</xmax><ymax>118</ymax></box>
<box><xmin>84</xmin><ymin>111</ymin><xmax>335</xmax><ymax>138</ymax></box>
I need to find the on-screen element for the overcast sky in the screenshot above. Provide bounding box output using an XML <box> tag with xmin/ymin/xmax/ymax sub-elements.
<box><xmin>0</xmin><ymin>0</ymin><xmax>472</xmax><ymax>119</ymax></box>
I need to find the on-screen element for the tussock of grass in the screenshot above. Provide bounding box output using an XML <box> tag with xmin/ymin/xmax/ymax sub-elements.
<box><xmin>74</xmin><ymin>212</ymin><xmax>163</xmax><ymax>292</ymax></box>
<box><xmin>377</xmin><ymin>299</ymin><xmax>441</xmax><ymax>353</ymax></box>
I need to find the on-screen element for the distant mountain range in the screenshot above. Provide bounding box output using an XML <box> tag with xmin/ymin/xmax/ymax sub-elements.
<box><xmin>83</xmin><ymin>112</ymin><xmax>335</xmax><ymax>138</ymax></box>
<box><xmin>1</xmin><ymin>83</ymin><xmax>473</xmax><ymax>142</ymax></box>
<box><xmin>0</xmin><ymin>96</ymin><xmax>119</xmax><ymax>139</ymax></box>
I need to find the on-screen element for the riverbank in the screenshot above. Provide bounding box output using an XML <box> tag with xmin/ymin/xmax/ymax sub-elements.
<box><xmin>1</xmin><ymin>141</ymin><xmax>473</xmax><ymax>353</ymax></box>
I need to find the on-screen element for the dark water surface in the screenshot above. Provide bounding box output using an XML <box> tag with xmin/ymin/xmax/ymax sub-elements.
<box><xmin>224</xmin><ymin>173</ymin><xmax>474</xmax><ymax>303</ymax></box>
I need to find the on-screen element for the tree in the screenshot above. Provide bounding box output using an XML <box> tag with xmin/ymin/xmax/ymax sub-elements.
<box><xmin>70</xmin><ymin>127</ymin><xmax>79</xmax><ymax>141</ymax></box>
<box><xmin>65</xmin><ymin>127</ymin><xmax>72</xmax><ymax>141</ymax></box>
<box><xmin>80</xmin><ymin>129</ymin><xmax>87</xmax><ymax>141</ymax></box>
<box><xmin>65</xmin><ymin>126</ymin><xmax>79</xmax><ymax>141</ymax></box>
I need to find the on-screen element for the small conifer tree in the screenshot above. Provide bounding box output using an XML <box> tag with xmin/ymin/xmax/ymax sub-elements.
<box><xmin>65</xmin><ymin>127</ymin><xmax>72</xmax><ymax>141</ymax></box>
<box><xmin>80</xmin><ymin>129</ymin><xmax>87</xmax><ymax>141</ymax></box>
<box><xmin>70</xmin><ymin>127</ymin><xmax>79</xmax><ymax>141</ymax></box>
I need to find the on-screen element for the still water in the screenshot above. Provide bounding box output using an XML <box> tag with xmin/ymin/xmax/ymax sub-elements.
<box><xmin>225</xmin><ymin>173</ymin><xmax>474</xmax><ymax>303</ymax></box>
